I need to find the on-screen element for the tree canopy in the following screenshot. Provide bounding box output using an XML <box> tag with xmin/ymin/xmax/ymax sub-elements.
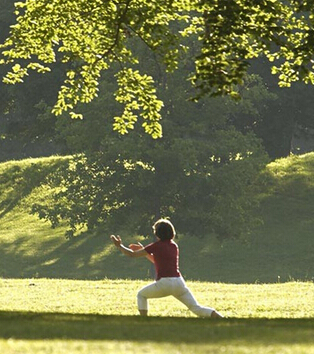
<box><xmin>1</xmin><ymin>0</ymin><xmax>314</xmax><ymax>137</ymax></box>
<box><xmin>2</xmin><ymin>0</ymin><xmax>314</xmax><ymax>240</ymax></box>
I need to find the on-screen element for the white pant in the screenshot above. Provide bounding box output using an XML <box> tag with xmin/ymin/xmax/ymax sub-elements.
<box><xmin>137</xmin><ymin>277</ymin><xmax>215</xmax><ymax>317</ymax></box>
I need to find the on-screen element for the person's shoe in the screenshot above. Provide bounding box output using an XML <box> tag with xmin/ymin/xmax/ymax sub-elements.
<box><xmin>211</xmin><ymin>310</ymin><xmax>224</xmax><ymax>318</ymax></box>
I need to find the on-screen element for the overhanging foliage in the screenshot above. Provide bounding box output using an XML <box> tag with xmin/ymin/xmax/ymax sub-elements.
<box><xmin>1</xmin><ymin>1</ymin><xmax>314</xmax><ymax>136</ymax></box>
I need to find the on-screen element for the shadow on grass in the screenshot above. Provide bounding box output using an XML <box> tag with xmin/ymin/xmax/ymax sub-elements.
<box><xmin>0</xmin><ymin>311</ymin><xmax>313</xmax><ymax>344</ymax></box>
<box><xmin>0</xmin><ymin>229</ymin><xmax>152</xmax><ymax>280</ymax></box>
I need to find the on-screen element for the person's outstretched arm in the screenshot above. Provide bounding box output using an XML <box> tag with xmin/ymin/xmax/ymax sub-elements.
<box><xmin>110</xmin><ymin>235</ymin><xmax>148</xmax><ymax>258</ymax></box>
<box><xmin>129</xmin><ymin>242</ymin><xmax>155</xmax><ymax>264</ymax></box>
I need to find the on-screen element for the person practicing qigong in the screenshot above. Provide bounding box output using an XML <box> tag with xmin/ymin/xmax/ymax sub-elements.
<box><xmin>110</xmin><ymin>218</ymin><xmax>223</xmax><ymax>318</ymax></box>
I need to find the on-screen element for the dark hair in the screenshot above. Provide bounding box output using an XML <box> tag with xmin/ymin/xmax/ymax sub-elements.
<box><xmin>153</xmin><ymin>219</ymin><xmax>176</xmax><ymax>240</ymax></box>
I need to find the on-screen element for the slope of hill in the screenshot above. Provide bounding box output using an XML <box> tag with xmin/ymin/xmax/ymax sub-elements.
<box><xmin>0</xmin><ymin>153</ymin><xmax>313</xmax><ymax>283</ymax></box>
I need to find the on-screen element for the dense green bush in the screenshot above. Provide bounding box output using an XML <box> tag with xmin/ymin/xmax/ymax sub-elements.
<box><xmin>31</xmin><ymin>125</ymin><xmax>268</xmax><ymax>240</ymax></box>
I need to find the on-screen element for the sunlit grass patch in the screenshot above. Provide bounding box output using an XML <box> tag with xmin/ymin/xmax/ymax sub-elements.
<box><xmin>0</xmin><ymin>279</ymin><xmax>313</xmax><ymax>319</ymax></box>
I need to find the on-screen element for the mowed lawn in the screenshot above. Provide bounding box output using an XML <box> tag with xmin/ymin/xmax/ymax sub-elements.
<box><xmin>1</xmin><ymin>155</ymin><xmax>314</xmax><ymax>353</ymax></box>
<box><xmin>0</xmin><ymin>278</ymin><xmax>313</xmax><ymax>354</ymax></box>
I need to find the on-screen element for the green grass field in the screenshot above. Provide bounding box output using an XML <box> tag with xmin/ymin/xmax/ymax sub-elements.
<box><xmin>0</xmin><ymin>279</ymin><xmax>313</xmax><ymax>354</ymax></box>
<box><xmin>0</xmin><ymin>153</ymin><xmax>314</xmax><ymax>353</ymax></box>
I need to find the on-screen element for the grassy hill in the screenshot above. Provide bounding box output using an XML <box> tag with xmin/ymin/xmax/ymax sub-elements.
<box><xmin>0</xmin><ymin>153</ymin><xmax>314</xmax><ymax>283</ymax></box>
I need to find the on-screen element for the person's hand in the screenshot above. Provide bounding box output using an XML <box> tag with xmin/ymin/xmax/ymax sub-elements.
<box><xmin>129</xmin><ymin>242</ymin><xmax>144</xmax><ymax>251</ymax></box>
<box><xmin>110</xmin><ymin>235</ymin><xmax>122</xmax><ymax>248</ymax></box>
